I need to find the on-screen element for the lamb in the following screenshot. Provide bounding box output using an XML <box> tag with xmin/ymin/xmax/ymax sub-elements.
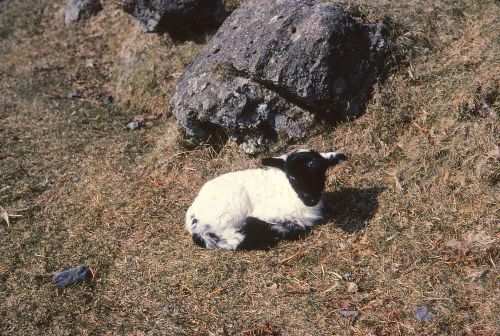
<box><xmin>185</xmin><ymin>149</ymin><xmax>347</xmax><ymax>250</ymax></box>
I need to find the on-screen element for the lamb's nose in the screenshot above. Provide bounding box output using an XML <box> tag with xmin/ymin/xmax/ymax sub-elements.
<box><xmin>304</xmin><ymin>196</ymin><xmax>319</xmax><ymax>206</ymax></box>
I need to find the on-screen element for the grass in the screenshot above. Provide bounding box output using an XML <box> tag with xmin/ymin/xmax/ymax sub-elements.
<box><xmin>0</xmin><ymin>0</ymin><xmax>498</xmax><ymax>335</ymax></box>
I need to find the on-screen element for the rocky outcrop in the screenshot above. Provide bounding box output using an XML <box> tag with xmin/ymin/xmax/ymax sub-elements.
<box><xmin>122</xmin><ymin>0</ymin><xmax>227</xmax><ymax>36</ymax></box>
<box><xmin>64</xmin><ymin>0</ymin><xmax>102</xmax><ymax>26</ymax></box>
<box><xmin>171</xmin><ymin>0</ymin><xmax>390</xmax><ymax>153</ymax></box>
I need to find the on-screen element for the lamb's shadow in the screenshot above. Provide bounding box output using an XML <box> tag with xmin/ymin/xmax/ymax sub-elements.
<box><xmin>239</xmin><ymin>187</ymin><xmax>385</xmax><ymax>250</ymax></box>
<box><xmin>323</xmin><ymin>187</ymin><xmax>385</xmax><ymax>233</ymax></box>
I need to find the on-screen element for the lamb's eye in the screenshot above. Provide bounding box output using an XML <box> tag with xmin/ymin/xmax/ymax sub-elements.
<box><xmin>307</xmin><ymin>161</ymin><xmax>317</xmax><ymax>169</ymax></box>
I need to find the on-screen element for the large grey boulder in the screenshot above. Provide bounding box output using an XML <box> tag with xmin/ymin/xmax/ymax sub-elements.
<box><xmin>172</xmin><ymin>0</ymin><xmax>390</xmax><ymax>153</ymax></box>
<box><xmin>64</xmin><ymin>0</ymin><xmax>102</xmax><ymax>26</ymax></box>
<box><xmin>122</xmin><ymin>0</ymin><xmax>227</xmax><ymax>35</ymax></box>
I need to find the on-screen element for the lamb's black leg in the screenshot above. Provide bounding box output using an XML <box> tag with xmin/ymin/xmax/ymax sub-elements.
<box><xmin>237</xmin><ymin>217</ymin><xmax>280</xmax><ymax>250</ymax></box>
<box><xmin>279</xmin><ymin>221</ymin><xmax>311</xmax><ymax>241</ymax></box>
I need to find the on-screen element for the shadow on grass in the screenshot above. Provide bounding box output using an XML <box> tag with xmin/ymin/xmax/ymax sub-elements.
<box><xmin>236</xmin><ymin>187</ymin><xmax>385</xmax><ymax>250</ymax></box>
<box><xmin>324</xmin><ymin>187</ymin><xmax>385</xmax><ymax>233</ymax></box>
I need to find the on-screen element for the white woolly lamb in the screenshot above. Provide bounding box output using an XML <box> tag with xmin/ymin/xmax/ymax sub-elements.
<box><xmin>185</xmin><ymin>149</ymin><xmax>347</xmax><ymax>250</ymax></box>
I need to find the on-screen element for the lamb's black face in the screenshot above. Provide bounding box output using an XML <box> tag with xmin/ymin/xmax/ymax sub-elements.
<box><xmin>262</xmin><ymin>149</ymin><xmax>347</xmax><ymax>207</ymax></box>
<box><xmin>284</xmin><ymin>151</ymin><xmax>329</xmax><ymax>206</ymax></box>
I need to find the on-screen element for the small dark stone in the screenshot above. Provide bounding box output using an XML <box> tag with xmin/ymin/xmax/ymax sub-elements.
<box><xmin>53</xmin><ymin>266</ymin><xmax>93</xmax><ymax>288</ymax></box>
<box><xmin>127</xmin><ymin>121</ymin><xmax>141</xmax><ymax>130</ymax></box>
<box><xmin>339</xmin><ymin>310</ymin><xmax>359</xmax><ymax>318</ymax></box>
<box><xmin>64</xmin><ymin>0</ymin><xmax>102</xmax><ymax>26</ymax></box>
<box><xmin>415</xmin><ymin>306</ymin><xmax>434</xmax><ymax>321</ymax></box>
<box><xmin>67</xmin><ymin>90</ymin><xmax>82</xmax><ymax>99</ymax></box>
<box><xmin>0</xmin><ymin>127</ymin><xmax>4</xmax><ymax>132</ymax></box>
<box><xmin>343</xmin><ymin>273</ymin><xmax>356</xmax><ymax>282</ymax></box>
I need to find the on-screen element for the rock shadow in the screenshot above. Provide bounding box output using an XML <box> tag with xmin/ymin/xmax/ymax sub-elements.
<box><xmin>323</xmin><ymin>187</ymin><xmax>385</xmax><ymax>233</ymax></box>
<box><xmin>167</xmin><ymin>25</ymin><xmax>222</xmax><ymax>44</ymax></box>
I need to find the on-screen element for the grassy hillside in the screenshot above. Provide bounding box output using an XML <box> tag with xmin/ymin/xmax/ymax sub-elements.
<box><xmin>0</xmin><ymin>0</ymin><xmax>498</xmax><ymax>335</ymax></box>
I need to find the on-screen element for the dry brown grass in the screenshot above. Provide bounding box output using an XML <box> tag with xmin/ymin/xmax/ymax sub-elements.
<box><xmin>1</xmin><ymin>0</ymin><xmax>499</xmax><ymax>335</ymax></box>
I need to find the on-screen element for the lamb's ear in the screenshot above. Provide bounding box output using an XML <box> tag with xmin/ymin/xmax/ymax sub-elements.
<box><xmin>320</xmin><ymin>152</ymin><xmax>348</xmax><ymax>166</ymax></box>
<box><xmin>261</xmin><ymin>157</ymin><xmax>286</xmax><ymax>170</ymax></box>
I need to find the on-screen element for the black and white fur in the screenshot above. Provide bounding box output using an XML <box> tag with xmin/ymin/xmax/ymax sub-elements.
<box><xmin>185</xmin><ymin>149</ymin><xmax>347</xmax><ymax>250</ymax></box>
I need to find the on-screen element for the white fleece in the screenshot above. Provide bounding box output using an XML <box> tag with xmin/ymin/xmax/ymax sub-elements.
<box><xmin>185</xmin><ymin>167</ymin><xmax>325</xmax><ymax>250</ymax></box>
